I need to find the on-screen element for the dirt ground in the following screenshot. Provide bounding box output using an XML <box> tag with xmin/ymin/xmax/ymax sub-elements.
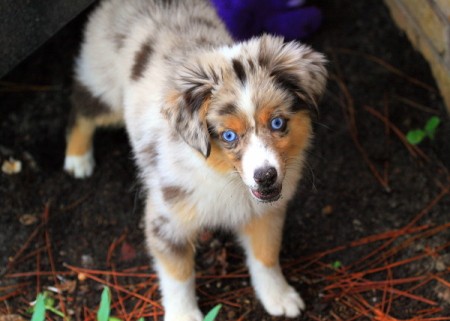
<box><xmin>1</xmin><ymin>0</ymin><xmax>450</xmax><ymax>320</ymax></box>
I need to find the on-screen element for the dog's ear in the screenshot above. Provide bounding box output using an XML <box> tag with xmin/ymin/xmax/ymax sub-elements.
<box><xmin>163</xmin><ymin>59</ymin><xmax>221</xmax><ymax>158</ymax></box>
<box><xmin>257</xmin><ymin>35</ymin><xmax>327</xmax><ymax>112</ymax></box>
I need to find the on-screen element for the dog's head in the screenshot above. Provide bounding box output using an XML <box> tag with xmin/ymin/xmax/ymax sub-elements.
<box><xmin>163</xmin><ymin>35</ymin><xmax>327</xmax><ymax>202</ymax></box>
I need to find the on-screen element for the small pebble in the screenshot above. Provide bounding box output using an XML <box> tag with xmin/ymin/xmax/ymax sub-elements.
<box><xmin>2</xmin><ymin>158</ymin><xmax>22</xmax><ymax>175</ymax></box>
<box><xmin>19</xmin><ymin>214</ymin><xmax>38</xmax><ymax>226</ymax></box>
<box><xmin>81</xmin><ymin>254</ymin><xmax>94</xmax><ymax>268</ymax></box>
<box><xmin>322</xmin><ymin>205</ymin><xmax>333</xmax><ymax>215</ymax></box>
<box><xmin>227</xmin><ymin>310</ymin><xmax>236</xmax><ymax>319</ymax></box>
<box><xmin>435</xmin><ymin>258</ymin><xmax>446</xmax><ymax>272</ymax></box>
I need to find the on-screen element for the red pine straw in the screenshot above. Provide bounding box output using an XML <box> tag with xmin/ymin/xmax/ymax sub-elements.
<box><xmin>106</xmin><ymin>231</ymin><xmax>127</xmax><ymax>266</ymax></box>
<box><xmin>344</xmin><ymin>187</ymin><xmax>450</xmax><ymax>273</ymax></box>
<box><xmin>64</xmin><ymin>264</ymin><xmax>162</xmax><ymax>309</ymax></box>
<box><xmin>2</xmin><ymin>182</ymin><xmax>448</xmax><ymax>320</ymax></box>
<box><xmin>0</xmin><ymin>289</ymin><xmax>24</xmax><ymax>302</ymax></box>
<box><xmin>2</xmin><ymin>222</ymin><xmax>44</xmax><ymax>275</ymax></box>
<box><xmin>380</xmin><ymin>265</ymin><xmax>394</xmax><ymax>317</ymax></box>
<box><xmin>110</xmin><ymin>263</ymin><xmax>127</xmax><ymax>319</ymax></box>
<box><xmin>288</xmin><ymin>186</ymin><xmax>450</xmax><ymax>319</ymax></box>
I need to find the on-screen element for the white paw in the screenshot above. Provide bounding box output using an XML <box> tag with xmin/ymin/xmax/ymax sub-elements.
<box><xmin>164</xmin><ymin>309</ymin><xmax>203</xmax><ymax>321</ymax></box>
<box><xmin>64</xmin><ymin>149</ymin><xmax>95</xmax><ymax>178</ymax></box>
<box><xmin>156</xmin><ymin>264</ymin><xmax>203</xmax><ymax>321</ymax></box>
<box><xmin>250</xmin><ymin>262</ymin><xmax>305</xmax><ymax>318</ymax></box>
<box><xmin>259</xmin><ymin>284</ymin><xmax>305</xmax><ymax>317</ymax></box>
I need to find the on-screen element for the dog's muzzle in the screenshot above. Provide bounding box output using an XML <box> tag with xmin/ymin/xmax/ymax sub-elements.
<box><xmin>251</xmin><ymin>166</ymin><xmax>282</xmax><ymax>202</ymax></box>
<box><xmin>251</xmin><ymin>185</ymin><xmax>282</xmax><ymax>202</ymax></box>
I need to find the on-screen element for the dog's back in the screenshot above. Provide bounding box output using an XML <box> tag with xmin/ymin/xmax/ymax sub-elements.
<box><xmin>74</xmin><ymin>0</ymin><xmax>232</xmax><ymax>116</ymax></box>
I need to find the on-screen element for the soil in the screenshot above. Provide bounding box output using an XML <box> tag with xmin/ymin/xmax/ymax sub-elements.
<box><xmin>1</xmin><ymin>0</ymin><xmax>449</xmax><ymax>320</ymax></box>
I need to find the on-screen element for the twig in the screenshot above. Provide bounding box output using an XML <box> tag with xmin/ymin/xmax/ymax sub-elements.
<box><xmin>393</xmin><ymin>95</ymin><xmax>438</xmax><ymax>114</ymax></box>
<box><xmin>64</xmin><ymin>264</ymin><xmax>162</xmax><ymax>309</ymax></box>
<box><xmin>333</xmin><ymin>48</ymin><xmax>437</xmax><ymax>93</ymax></box>
<box><xmin>0</xmin><ymin>222</ymin><xmax>44</xmax><ymax>277</ymax></box>
<box><xmin>43</xmin><ymin>203</ymin><xmax>68</xmax><ymax>319</ymax></box>
<box><xmin>364</xmin><ymin>105</ymin><xmax>429</xmax><ymax>162</ymax></box>
<box><xmin>330</xmin><ymin>73</ymin><xmax>390</xmax><ymax>191</ymax></box>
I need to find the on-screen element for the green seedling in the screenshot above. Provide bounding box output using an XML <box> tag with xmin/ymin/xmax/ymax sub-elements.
<box><xmin>33</xmin><ymin>286</ymin><xmax>219</xmax><ymax>321</ymax></box>
<box><xmin>204</xmin><ymin>304</ymin><xmax>222</xmax><ymax>321</ymax></box>
<box><xmin>97</xmin><ymin>286</ymin><xmax>112</xmax><ymax>321</ymax></box>
<box><xmin>30</xmin><ymin>292</ymin><xmax>68</xmax><ymax>321</ymax></box>
<box><xmin>331</xmin><ymin>260</ymin><xmax>343</xmax><ymax>269</ymax></box>
<box><xmin>97</xmin><ymin>286</ymin><xmax>143</xmax><ymax>321</ymax></box>
<box><xmin>406</xmin><ymin>116</ymin><xmax>441</xmax><ymax>145</ymax></box>
<box><xmin>31</xmin><ymin>293</ymin><xmax>46</xmax><ymax>321</ymax></box>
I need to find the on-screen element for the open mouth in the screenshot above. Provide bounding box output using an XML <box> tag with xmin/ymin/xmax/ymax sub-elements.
<box><xmin>251</xmin><ymin>185</ymin><xmax>282</xmax><ymax>202</ymax></box>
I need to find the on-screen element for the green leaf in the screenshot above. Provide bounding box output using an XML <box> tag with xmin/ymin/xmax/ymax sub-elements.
<box><xmin>424</xmin><ymin>116</ymin><xmax>440</xmax><ymax>140</ymax></box>
<box><xmin>406</xmin><ymin>129</ymin><xmax>426</xmax><ymax>145</ymax></box>
<box><xmin>203</xmin><ymin>304</ymin><xmax>222</xmax><ymax>321</ymax></box>
<box><xmin>97</xmin><ymin>287</ymin><xmax>112</xmax><ymax>321</ymax></box>
<box><xmin>46</xmin><ymin>306</ymin><xmax>67</xmax><ymax>319</ymax></box>
<box><xmin>43</xmin><ymin>292</ymin><xmax>55</xmax><ymax>308</ymax></box>
<box><xmin>331</xmin><ymin>261</ymin><xmax>342</xmax><ymax>269</ymax></box>
<box><xmin>136</xmin><ymin>318</ymin><xmax>145</xmax><ymax>321</ymax></box>
<box><xmin>31</xmin><ymin>293</ymin><xmax>47</xmax><ymax>321</ymax></box>
<box><xmin>108</xmin><ymin>317</ymin><xmax>122</xmax><ymax>321</ymax></box>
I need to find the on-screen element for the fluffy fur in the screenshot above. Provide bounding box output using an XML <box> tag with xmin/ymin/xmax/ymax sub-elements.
<box><xmin>64</xmin><ymin>0</ymin><xmax>327</xmax><ymax>320</ymax></box>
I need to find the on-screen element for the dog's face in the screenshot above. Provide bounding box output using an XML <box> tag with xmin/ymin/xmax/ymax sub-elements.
<box><xmin>164</xmin><ymin>35</ymin><xmax>327</xmax><ymax>202</ymax></box>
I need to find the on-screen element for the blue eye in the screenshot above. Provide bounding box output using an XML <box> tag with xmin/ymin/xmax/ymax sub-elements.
<box><xmin>222</xmin><ymin>130</ymin><xmax>238</xmax><ymax>142</ymax></box>
<box><xmin>270</xmin><ymin>117</ymin><xmax>286</xmax><ymax>131</ymax></box>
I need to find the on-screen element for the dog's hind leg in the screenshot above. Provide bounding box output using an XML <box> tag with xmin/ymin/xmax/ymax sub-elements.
<box><xmin>238</xmin><ymin>209</ymin><xmax>306</xmax><ymax>318</ymax></box>
<box><xmin>65</xmin><ymin>115</ymin><xmax>96</xmax><ymax>178</ymax></box>
<box><xmin>64</xmin><ymin>81</ymin><xmax>122</xmax><ymax>178</ymax></box>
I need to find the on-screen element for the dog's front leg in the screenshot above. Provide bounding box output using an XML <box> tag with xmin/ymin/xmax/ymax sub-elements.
<box><xmin>153</xmin><ymin>248</ymin><xmax>202</xmax><ymax>321</ymax></box>
<box><xmin>239</xmin><ymin>209</ymin><xmax>305</xmax><ymax>318</ymax></box>
<box><xmin>145</xmin><ymin>206</ymin><xmax>202</xmax><ymax>321</ymax></box>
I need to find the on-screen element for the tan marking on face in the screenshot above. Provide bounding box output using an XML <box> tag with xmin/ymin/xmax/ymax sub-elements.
<box><xmin>257</xmin><ymin>106</ymin><xmax>273</xmax><ymax>127</ymax></box>
<box><xmin>205</xmin><ymin>110</ymin><xmax>249</xmax><ymax>173</ymax></box>
<box><xmin>243</xmin><ymin>209</ymin><xmax>285</xmax><ymax>267</ymax></box>
<box><xmin>152</xmin><ymin>245</ymin><xmax>195</xmax><ymax>281</ymax></box>
<box><xmin>66</xmin><ymin>116</ymin><xmax>95</xmax><ymax>156</ymax></box>
<box><xmin>221</xmin><ymin>115</ymin><xmax>247</xmax><ymax>134</ymax></box>
<box><xmin>206</xmin><ymin>141</ymin><xmax>235</xmax><ymax>173</ymax></box>
<box><xmin>275</xmin><ymin>112</ymin><xmax>312</xmax><ymax>160</ymax></box>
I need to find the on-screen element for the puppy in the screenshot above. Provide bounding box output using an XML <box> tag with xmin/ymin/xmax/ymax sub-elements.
<box><xmin>64</xmin><ymin>0</ymin><xmax>327</xmax><ymax>320</ymax></box>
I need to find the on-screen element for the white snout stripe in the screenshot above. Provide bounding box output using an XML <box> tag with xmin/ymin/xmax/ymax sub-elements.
<box><xmin>241</xmin><ymin>134</ymin><xmax>281</xmax><ymax>188</ymax></box>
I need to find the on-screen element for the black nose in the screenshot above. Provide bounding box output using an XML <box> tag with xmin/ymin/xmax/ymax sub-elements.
<box><xmin>254</xmin><ymin>167</ymin><xmax>277</xmax><ymax>187</ymax></box>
